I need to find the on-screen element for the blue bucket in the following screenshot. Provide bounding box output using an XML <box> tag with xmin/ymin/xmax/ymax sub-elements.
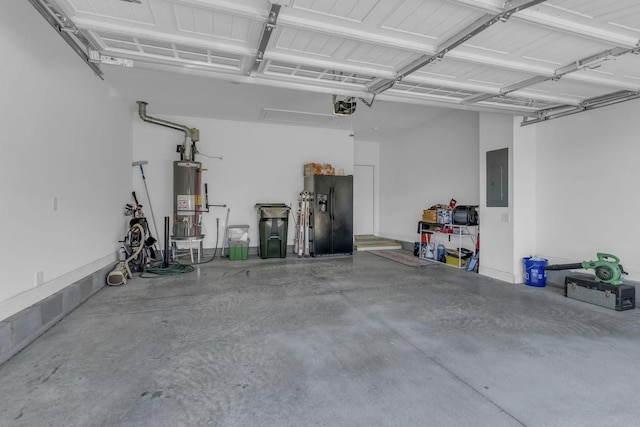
<box><xmin>523</xmin><ymin>257</ymin><xmax>548</xmax><ymax>287</ymax></box>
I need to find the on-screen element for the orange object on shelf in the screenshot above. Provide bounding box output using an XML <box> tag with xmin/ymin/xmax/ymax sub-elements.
<box><xmin>303</xmin><ymin>162</ymin><xmax>335</xmax><ymax>176</ymax></box>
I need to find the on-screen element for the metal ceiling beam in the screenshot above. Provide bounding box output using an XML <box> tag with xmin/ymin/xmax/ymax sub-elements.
<box><xmin>521</xmin><ymin>90</ymin><xmax>640</xmax><ymax>126</ymax></box>
<box><xmin>463</xmin><ymin>45</ymin><xmax>640</xmax><ymax>106</ymax></box>
<box><xmin>366</xmin><ymin>0</ymin><xmax>547</xmax><ymax>95</ymax></box>
<box><xmin>28</xmin><ymin>0</ymin><xmax>103</xmax><ymax>79</ymax></box>
<box><xmin>554</xmin><ymin>47</ymin><xmax>635</xmax><ymax>78</ymax></box>
<box><xmin>251</xmin><ymin>2</ymin><xmax>280</xmax><ymax>75</ymax></box>
<box><xmin>462</xmin><ymin>75</ymin><xmax>550</xmax><ymax>104</ymax></box>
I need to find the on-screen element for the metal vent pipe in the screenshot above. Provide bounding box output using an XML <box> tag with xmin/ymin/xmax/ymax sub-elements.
<box><xmin>136</xmin><ymin>101</ymin><xmax>199</xmax><ymax>161</ymax></box>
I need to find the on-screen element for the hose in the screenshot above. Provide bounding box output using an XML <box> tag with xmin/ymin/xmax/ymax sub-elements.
<box><xmin>140</xmin><ymin>261</ymin><xmax>194</xmax><ymax>278</ymax></box>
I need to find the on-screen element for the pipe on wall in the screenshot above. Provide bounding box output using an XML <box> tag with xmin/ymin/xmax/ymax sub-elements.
<box><xmin>136</xmin><ymin>101</ymin><xmax>199</xmax><ymax>161</ymax></box>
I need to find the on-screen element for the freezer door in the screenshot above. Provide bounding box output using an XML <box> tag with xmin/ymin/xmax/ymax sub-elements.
<box><xmin>330</xmin><ymin>175</ymin><xmax>353</xmax><ymax>254</ymax></box>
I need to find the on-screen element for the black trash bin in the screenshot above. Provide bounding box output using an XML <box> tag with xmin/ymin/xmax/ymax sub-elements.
<box><xmin>255</xmin><ymin>203</ymin><xmax>290</xmax><ymax>259</ymax></box>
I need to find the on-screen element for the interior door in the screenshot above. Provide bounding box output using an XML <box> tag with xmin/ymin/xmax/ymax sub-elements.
<box><xmin>353</xmin><ymin>165</ymin><xmax>374</xmax><ymax>236</ymax></box>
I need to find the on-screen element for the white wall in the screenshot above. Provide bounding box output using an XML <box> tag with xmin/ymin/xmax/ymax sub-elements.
<box><xmin>354</xmin><ymin>140</ymin><xmax>380</xmax><ymax>234</ymax></box>
<box><xmin>512</xmin><ymin>121</ymin><xmax>537</xmax><ymax>281</ymax></box>
<box><xmin>478</xmin><ymin>113</ymin><xmax>537</xmax><ymax>283</ymax></box>
<box><xmin>479</xmin><ymin>104</ymin><xmax>640</xmax><ymax>285</ymax></box>
<box><xmin>529</xmin><ymin>100</ymin><xmax>640</xmax><ymax>281</ymax></box>
<box><xmin>478</xmin><ymin>113</ymin><xmax>516</xmax><ymax>282</ymax></box>
<box><xmin>132</xmin><ymin>117</ymin><xmax>353</xmax><ymax>249</ymax></box>
<box><xmin>0</xmin><ymin>2</ymin><xmax>132</xmax><ymax>320</ymax></box>
<box><xmin>378</xmin><ymin>109</ymin><xmax>479</xmax><ymax>243</ymax></box>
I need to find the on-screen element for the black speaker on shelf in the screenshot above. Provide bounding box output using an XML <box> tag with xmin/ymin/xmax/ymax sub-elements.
<box><xmin>452</xmin><ymin>205</ymin><xmax>479</xmax><ymax>225</ymax></box>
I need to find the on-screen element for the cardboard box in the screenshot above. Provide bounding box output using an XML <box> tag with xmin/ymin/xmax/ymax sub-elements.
<box><xmin>422</xmin><ymin>209</ymin><xmax>438</xmax><ymax>223</ymax></box>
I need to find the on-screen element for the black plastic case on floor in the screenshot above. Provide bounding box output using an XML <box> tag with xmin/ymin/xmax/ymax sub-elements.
<box><xmin>564</xmin><ymin>274</ymin><xmax>635</xmax><ymax>311</ymax></box>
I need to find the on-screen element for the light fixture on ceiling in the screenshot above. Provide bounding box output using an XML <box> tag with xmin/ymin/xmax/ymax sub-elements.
<box><xmin>332</xmin><ymin>95</ymin><xmax>356</xmax><ymax>116</ymax></box>
<box><xmin>121</xmin><ymin>0</ymin><xmax>142</xmax><ymax>4</ymax></box>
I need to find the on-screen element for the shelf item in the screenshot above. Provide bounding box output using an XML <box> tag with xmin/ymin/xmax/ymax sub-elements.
<box><xmin>417</xmin><ymin>221</ymin><xmax>478</xmax><ymax>269</ymax></box>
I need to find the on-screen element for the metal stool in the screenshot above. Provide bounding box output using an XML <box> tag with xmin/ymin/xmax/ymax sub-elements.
<box><xmin>171</xmin><ymin>235</ymin><xmax>204</xmax><ymax>263</ymax></box>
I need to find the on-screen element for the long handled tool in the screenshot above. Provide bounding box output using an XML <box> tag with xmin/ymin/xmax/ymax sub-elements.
<box><xmin>132</xmin><ymin>160</ymin><xmax>162</xmax><ymax>260</ymax></box>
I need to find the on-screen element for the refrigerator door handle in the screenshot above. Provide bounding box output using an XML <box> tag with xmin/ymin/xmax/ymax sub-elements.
<box><xmin>329</xmin><ymin>187</ymin><xmax>334</xmax><ymax>220</ymax></box>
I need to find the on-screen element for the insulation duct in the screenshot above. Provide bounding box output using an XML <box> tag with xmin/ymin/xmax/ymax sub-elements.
<box><xmin>136</xmin><ymin>101</ymin><xmax>199</xmax><ymax>161</ymax></box>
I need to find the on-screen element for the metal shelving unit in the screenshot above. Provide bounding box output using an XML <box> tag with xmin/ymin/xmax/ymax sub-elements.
<box><xmin>417</xmin><ymin>221</ymin><xmax>478</xmax><ymax>268</ymax></box>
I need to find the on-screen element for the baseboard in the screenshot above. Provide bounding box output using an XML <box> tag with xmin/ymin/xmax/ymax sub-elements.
<box><xmin>478</xmin><ymin>266</ymin><xmax>516</xmax><ymax>284</ymax></box>
<box><xmin>0</xmin><ymin>263</ymin><xmax>114</xmax><ymax>367</ymax></box>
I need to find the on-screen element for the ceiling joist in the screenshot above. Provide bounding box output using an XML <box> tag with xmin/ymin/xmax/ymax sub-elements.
<box><xmin>366</xmin><ymin>0</ymin><xmax>547</xmax><ymax>95</ymax></box>
<box><xmin>28</xmin><ymin>0</ymin><xmax>640</xmax><ymax>125</ymax></box>
<box><xmin>250</xmin><ymin>2</ymin><xmax>280</xmax><ymax>74</ymax></box>
<box><xmin>522</xmin><ymin>89</ymin><xmax>640</xmax><ymax>126</ymax></box>
<box><xmin>463</xmin><ymin>45</ymin><xmax>640</xmax><ymax>106</ymax></box>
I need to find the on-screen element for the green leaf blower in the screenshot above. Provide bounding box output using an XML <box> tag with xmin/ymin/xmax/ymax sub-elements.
<box><xmin>544</xmin><ymin>253</ymin><xmax>626</xmax><ymax>285</ymax></box>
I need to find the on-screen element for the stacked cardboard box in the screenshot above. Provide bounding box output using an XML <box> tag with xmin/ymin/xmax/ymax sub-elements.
<box><xmin>422</xmin><ymin>209</ymin><xmax>438</xmax><ymax>222</ymax></box>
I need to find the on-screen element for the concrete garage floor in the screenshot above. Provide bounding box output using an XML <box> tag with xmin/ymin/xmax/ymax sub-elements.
<box><xmin>1</xmin><ymin>251</ymin><xmax>640</xmax><ymax>426</ymax></box>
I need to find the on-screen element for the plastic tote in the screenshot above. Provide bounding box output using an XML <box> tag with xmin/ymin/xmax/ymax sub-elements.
<box><xmin>523</xmin><ymin>257</ymin><xmax>548</xmax><ymax>287</ymax></box>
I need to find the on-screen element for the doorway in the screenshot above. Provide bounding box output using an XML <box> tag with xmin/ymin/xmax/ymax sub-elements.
<box><xmin>353</xmin><ymin>164</ymin><xmax>374</xmax><ymax>236</ymax></box>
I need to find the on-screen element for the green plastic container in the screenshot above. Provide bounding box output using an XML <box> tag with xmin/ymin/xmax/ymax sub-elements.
<box><xmin>229</xmin><ymin>242</ymin><xmax>249</xmax><ymax>261</ymax></box>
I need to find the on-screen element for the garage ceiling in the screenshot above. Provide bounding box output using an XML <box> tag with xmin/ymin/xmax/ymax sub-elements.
<box><xmin>31</xmin><ymin>0</ymin><xmax>640</xmax><ymax>126</ymax></box>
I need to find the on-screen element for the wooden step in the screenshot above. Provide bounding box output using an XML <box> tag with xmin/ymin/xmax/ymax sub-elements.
<box><xmin>353</xmin><ymin>235</ymin><xmax>402</xmax><ymax>251</ymax></box>
<box><xmin>354</xmin><ymin>242</ymin><xmax>403</xmax><ymax>251</ymax></box>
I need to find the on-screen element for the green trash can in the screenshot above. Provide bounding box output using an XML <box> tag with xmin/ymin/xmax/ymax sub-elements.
<box><xmin>255</xmin><ymin>203</ymin><xmax>290</xmax><ymax>259</ymax></box>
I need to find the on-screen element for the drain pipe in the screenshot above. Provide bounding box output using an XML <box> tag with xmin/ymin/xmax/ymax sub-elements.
<box><xmin>136</xmin><ymin>101</ymin><xmax>200</xmax><ymax>161</ymax></box>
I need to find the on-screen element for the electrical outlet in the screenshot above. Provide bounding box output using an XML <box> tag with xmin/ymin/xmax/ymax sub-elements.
<box><xmin>52</xmin><ymin>196</ymin><xmax>58</xmax><ymax>211</ymax></box>
<box><xmin>35</xmin><ymin>271</ymin><xmax>44</xmax><ymax>286</ymax></box>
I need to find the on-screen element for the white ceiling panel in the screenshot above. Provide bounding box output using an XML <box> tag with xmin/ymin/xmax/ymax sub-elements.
<box><xmin>275</xmin><ymin>27</ymin><xmax>345</xmax><ymax>57</ymax></box>
<box><xmin>264</xmin><ymin>60</ymin><xmax>377</xmax><ymax>86</ymax></box>
<box><xmin>546</xmin><ymin>0</ymin><xmax>640</xmax><ymax>28</ymax></box>
<box><xmin>68</xmin><ymin>0</ymin><xmax>156</xmax><ymax>25</ymax></box>
<box><xmin>464</xmin><ymin>19</ymin><xmax>615</xmax><ymax>65</ymax></box>
<box><xmin>174</xmin><ymin>4</ymin><xmax>254</xmax><ymax>42</ymax></box>
<box><xmin>416</xmin><ymin>58</ymin><xmax>538</xmax><ymax>88</ymax></box>
<box><xmin>391</xmin><ymin>81</ymin><xmax>475</xmax><ymax>100</ymax></box>
<box><xmin>31</xmin><ymin>0</ymin><xmax>640</xmax><ymax>125</ymax></box>
<box><xmin>381</xmin><ymin>0</ymin><xmax>483</xmax><ymax>40</ymax></box>
<box><xmin>526</xmin><ymin>77</ymin><xmax>620</xmax><ymax>100</ymax></box>
<box><xmin>347</xmin><ymin>43</ymin><xmax>416</xmax><ymax>68</ymax></box>
<box><xmin>291</xmin><ymin>0</ymin><xmax>380</xmax><ymax>23</ymax></box>
<box><xmin>612</xmin><ymin>56</ymin><xmax>640</xmax><ymax>82</ymax></box>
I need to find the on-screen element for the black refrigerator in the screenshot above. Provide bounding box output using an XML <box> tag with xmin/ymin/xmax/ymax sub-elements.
<box><xmin>304</xmin><ymin>175</ymin><xmax>353</xmax><ymax>256</ymax></box>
